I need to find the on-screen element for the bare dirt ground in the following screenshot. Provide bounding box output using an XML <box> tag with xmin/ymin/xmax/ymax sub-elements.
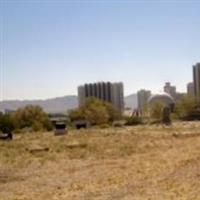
<box><xmin>0</xmin><ymin>121</ymin><xmax>200</xmax><ymax>200</ymax></box>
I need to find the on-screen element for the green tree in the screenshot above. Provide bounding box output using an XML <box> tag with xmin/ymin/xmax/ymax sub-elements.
<box><xmin>124</xmin><ymin>116</ymin><xmax>143</xmax><ymax>126</ymax></box>
<box><xmin>12</xmin><ymin>105</ymin><xmax>53</xmax><ymax>131</ymax></box>
<box><xmin>0</xmin><ymin>112</ymin><xmax>14</xmax><ymax>133</ymax></box>
<box><xmin>68</xmin><ymin>97</ymin><xmax>121</xmax><ymax>125</ymax></box>
<box><xmin>68</xmin><ymin>108</ymin><xmax>85</xmax><ymax>121</ymax></box>
<box><xmin>84</xmin><ymin>102</ymin><xmax>109</xmax><ymax>125</ymax></box>
<box><xmin>175</xmin><ymin>95</ymin><xmax>196</xmax><ymax>119</ymax></box>
<box><xmin>104</xmin><ymin>102</ymin><xmax>121</xmax><ymax>122</ymax></box>
<box><xmin>83</xmin><ymin>97</ymin><xmax>109</xmax><ymax>125</ymax></box>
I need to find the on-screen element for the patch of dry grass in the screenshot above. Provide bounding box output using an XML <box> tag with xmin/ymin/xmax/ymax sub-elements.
<box><xmin>0</xmin><ymin>121</ymin><xmax>200</xmax><ymax>200</ymax></box>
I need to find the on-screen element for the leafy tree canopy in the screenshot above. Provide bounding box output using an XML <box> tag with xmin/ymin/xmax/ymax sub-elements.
<box><xmin>68</xmin><ymin>97</ymin><xmax>121</xmax><ymax>125</ymax></box>
<box><xmin>175</xmin><ymin>95</ymin><xmax>197</xmax><ymax>119</ymax></box>
<box><xmin>12</xmin><ymin>105</ymin><xmax>53</xmax><ymax>131</ymax></box>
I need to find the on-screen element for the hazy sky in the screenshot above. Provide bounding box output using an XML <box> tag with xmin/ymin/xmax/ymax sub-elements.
<box><xmin>1</xmin><ymin>0</ymin><xmax>200</xmax><ymax>100</ymax></box>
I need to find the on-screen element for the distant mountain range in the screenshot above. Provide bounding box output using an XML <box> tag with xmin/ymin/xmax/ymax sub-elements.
<box><xmin>0</xmin><ymin>96</ymin><xmax>78</xmax><ymax>113</ymax></box>
<box><xmin>0</xmin><ymin>94</ymin><xmax>137</xmax><ymax>113</ymax></box>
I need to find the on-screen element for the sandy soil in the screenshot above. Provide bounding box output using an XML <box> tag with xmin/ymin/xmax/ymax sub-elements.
<box><xmin>0</xmin><ymin>121</ymin><xmax>200</xmax><ymax>200</ymax></box>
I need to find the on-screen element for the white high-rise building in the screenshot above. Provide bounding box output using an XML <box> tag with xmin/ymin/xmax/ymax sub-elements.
<box><xmin>163</xmin><ymin>82</ymin><xmax>176</xmax><ymax>99</ymax></box>
<box><xmin>137</xmin><ymin>89</ymin><xmax>151</xmax><ymax>113</ymax></box>
<box><xmin>78</xmin><ymin>82</ymin><xmax>124</xmax><ymax>113</ymax></box>
<box><xmin>193</xmin><ymin>63</ymin><xmax>200</xmax><ymax>103</ymax></box>
<box><xmin>187</xmin><ymin>82</ymin><xmax>194</xmax><ymax>97</ymax></box>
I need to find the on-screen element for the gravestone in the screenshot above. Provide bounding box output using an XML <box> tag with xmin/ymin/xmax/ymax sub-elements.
<box><xmin>54</xmin><ymin>122</ymin><xmax>67</xmax><ymax>136</ymax></box>
<box><xmin>0</xmin><ymin>132</ymin><xmax>13</xmax><ymax>140</ymax></box>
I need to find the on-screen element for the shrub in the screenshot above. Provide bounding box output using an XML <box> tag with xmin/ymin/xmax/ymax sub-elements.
<box><xmin>0</xmin><ymin>112</ymin><xmax>15</xmax><ymax>133</ymax></box>
<box><xmin>175</xmin><ymin>95</ymin><xmax>197</xmax><ymax>120</ymax></box>
<box><xmin>112</xmin><ymin>121</ymin><xmax>125</xmax><ymax>127</ymax></box>
<box><xmin>125</xmin><ymin>116</ymin><xmax>143</xmax><ymax>126</ymax></box>
<box><xmin>68</xmin><ymin>97</ymin><xmax>121</xmax><ymax>126</ymax></box>
<box><xmin>83</xmin><ymin>99</ymin><xmax>109</xmax><ymax>125</ymax></box>
<box><xmin>32</xmin><ymin>121</ymin><xmax>43</xmax><ymax>132</ymax></box>
<box><xmin>99</xmin><ymin>123</ymin><xmax>110</xmax><ymax>129</ymax></box>
<box><xmin>12</xmin><ymin>105</ymin><xmax>53</xmax><ymax>131</ymax></box>
<box><xmin>103</xmin><ymin>102</ymin><xmax>122</xmax><ymax>122</ymax></box>
<box><xmin>68</xmin><ymin>108</ymin><xmax>85</xmax><ymax>121</ymax></box>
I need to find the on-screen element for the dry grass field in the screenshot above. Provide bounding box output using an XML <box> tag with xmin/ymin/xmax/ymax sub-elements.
<box><xmin>0</xmin><ymin>121</ymin><xmax>200</xmax><ymax>200</ymax></box>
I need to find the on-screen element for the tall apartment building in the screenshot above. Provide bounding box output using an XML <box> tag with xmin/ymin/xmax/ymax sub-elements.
<box><xmin>78</xmin><ymin>82</ymin><xmax>124</xmax><ymax>113</ymax></box>
<box><xmin>137</xmin><ymin>89</ymin><xmax>151</xmax><ymax>113</ymax></box>
<box><xmin>187</xmin><ymin>82</ymin><xmax>194</xmax><ymax>97</ymax></box>
<box><xmin>193</xmin><ymin>63</ymin><xmax>200</xmax><ymax>103</ymax></box>
<box><xmin>163</xmin><ymin>82</ymin><xmax>176</xmax><ymax>99</ymax></box>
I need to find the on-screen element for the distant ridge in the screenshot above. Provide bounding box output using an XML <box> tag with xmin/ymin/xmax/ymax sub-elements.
<box><xmin>0</xmin><ymin>95</ymin><xmax>78</xmax><ymax>113</ymax></box>
<box><xmin>0</xmin><ymin>94</ymin><xmax>137</xmax><ymax>113</ymax></box>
